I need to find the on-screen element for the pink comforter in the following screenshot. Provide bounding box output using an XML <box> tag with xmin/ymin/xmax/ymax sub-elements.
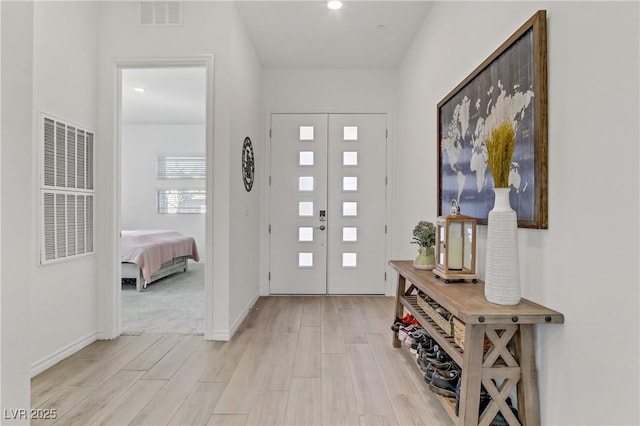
<box><xmin>121</xmin><ymin>230</ymin><xmax>200</xmax><ymax>282</ymax></box>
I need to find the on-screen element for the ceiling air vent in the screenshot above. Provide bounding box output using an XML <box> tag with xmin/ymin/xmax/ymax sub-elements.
<box><xmin>140</xmin><ymin>1</ymin><xmax>181</xmax><ymax>25</ymax></box>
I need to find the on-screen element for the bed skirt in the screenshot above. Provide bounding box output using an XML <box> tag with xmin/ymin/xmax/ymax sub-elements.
<box><xmin>122</xmin><ymin>256</ymin><xmax>188</xmax><ymax>292</ymax></box>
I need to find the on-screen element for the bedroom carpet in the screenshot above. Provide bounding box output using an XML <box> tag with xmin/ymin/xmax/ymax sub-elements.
<box><xmin>121</xmin><ymin>262</ymin><xmax>204</xmax><ymax>335</ymax></box>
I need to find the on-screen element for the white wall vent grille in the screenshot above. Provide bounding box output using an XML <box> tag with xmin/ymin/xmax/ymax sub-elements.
<box><xmin>40</xmin><ymin>114</ymin><xmax>95</xmax><ymax>264</ymax></box>
<box><xmin>140</xmin><ymin>1</ymin><xmax>182</xmax><ymax>25</ymax></box>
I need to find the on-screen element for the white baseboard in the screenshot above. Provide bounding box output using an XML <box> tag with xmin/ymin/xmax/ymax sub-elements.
<box><xmin>208</xmin><ymin>330</ymin><xmax>231</xmax><ymax>341</ymax></box>
<box><xmin>30</xmin><ymin>331</ymin><xmax>100</xmax><ymax>377</ymax></box>
<box><xmin>206</xmin><ymin>292</ymin><xmax>259</xmax><ymax>342</ymax></box>
<box><xmin>229</xmin><ymin>292</ymin><xmax>259</xmax><ymax>337</ymax></box>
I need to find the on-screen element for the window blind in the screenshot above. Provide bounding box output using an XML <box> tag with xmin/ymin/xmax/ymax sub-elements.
<box><xmin>157</xmin><ymin>155</ymin><xmax>205</xmax><ymax>180</ymax></box>
<box><xmin>157</xmin><ymin>189</ymin><xmax>206</xmax><ymax>214</ymax></box>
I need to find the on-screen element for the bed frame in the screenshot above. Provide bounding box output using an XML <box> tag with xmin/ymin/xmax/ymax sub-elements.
<box><xmin>122</xmin><ymin>256</ymin><xmax>189</xmax><ymax>292</ymax></box>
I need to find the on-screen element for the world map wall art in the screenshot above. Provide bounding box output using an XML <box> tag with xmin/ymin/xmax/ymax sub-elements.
<box><xmin>437</xmin><ymin>10</ymin><xmax>548</xmax><ymax>229</ymax></box>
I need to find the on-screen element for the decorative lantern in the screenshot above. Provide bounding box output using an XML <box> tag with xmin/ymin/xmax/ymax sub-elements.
<box><xmin>434</xmin><ymin>201</ymin><xmax>479</xmax><ymax>283</ymax></box>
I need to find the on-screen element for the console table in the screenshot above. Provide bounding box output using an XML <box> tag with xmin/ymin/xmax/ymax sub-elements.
<box><xmin>389</xmin><ymin>260</ymin><xmax>563</xmax><ymax>426</ymax></box>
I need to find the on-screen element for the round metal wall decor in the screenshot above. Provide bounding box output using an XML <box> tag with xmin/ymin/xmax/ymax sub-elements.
<box><xmin>242</xmin><ymin>137</ymin><xmax>255</xmax><ymax>192</ymax></box>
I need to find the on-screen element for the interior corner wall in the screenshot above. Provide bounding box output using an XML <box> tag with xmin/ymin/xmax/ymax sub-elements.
<box><xmin>228</xmin><ymin>4</ymin><xmax>263</xmax><ymax>335</ymax></box>
<box><xmin>395</xmin><ymin>2</ymin><xmax>639</xmax><ymax>424</ymax></box>
<box><xmin>30</xmin><ymin>1</ymin><xmax>100</xmax><ymax>377</ymax></box>
<box><xmin>1</xmin><ymin>1</ymin><xmax>33</xmax><ymax>420</ymax></box>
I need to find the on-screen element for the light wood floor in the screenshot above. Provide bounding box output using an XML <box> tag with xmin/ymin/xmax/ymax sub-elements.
<box><xmin>31</xmin><ymin>296</ymin><xmax>451</xmax><ymax>425</ymax></box>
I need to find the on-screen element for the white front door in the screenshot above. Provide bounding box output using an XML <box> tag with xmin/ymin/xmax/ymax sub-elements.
<box><xmin>269</xmin><ymin>113</ymin><xmax>387</xmax><ymax>294</ymax></box>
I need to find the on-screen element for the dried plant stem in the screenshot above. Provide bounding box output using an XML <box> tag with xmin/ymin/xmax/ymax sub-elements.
<box><xmin>486</xmin><ymin>122</ymin><xmax>515</xmax><ymax>188</ymax></box>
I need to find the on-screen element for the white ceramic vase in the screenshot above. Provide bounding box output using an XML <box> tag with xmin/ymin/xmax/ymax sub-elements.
<box><xmin>484</xmin><ymin>187</ymin><xmax>521</xmax><ymax>305</ymax></box>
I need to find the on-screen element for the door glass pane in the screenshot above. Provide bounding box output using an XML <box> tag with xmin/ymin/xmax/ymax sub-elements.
<box><xmin>342</xmin><ymin>252</ymin><xmax>357</xmax><ymax>267</ymax></box>
<box><xmin>300</xmin><ymin>126</ymin><xmax>314</xmax><ymax>140</ymax></box>
<box><xmin>299</xmin><ymin>176</ymin><xmax>314</xmax><ymax>191</ymax></box>
<box><xmin>299</xmin><ymin>227</ymin><xmax>313</xmax><ymax>242</ymax></box>
<box><xmin>342</xmin><ymin>227</ymin><xmax>357</xmax><ymax>242</ymax></box>
<box><xmin>343</xmin><ymin>202</ymin><xmax>358</xmax><ymax>216</ymax></box>
<box><xmin>299</xmin><ymin>202</ymin><xmax>314</xmax><ymax>216</ymax></box>
<box><xmin>343</xmin><ymin>126</ymin><xmax>358</xmax><ymax>141</ymax></box>
<box><xmin>343</xmin><ymin>151</ymin><xmax>358</xmax><ymax>166</ymax></box>
<box><xmin>299</xmin><ymin>151</ymin><xmax>314</xmax><ymax>166</ymax></box>
<box><xmin>343</xmin><ymin>176</ymin><xmax>358</xmax><ymax>191</ymax></box>
<box><xmin>299</xmin><ymin>252</ymin><xmax>313</xmax><ymax>268</ymax></box>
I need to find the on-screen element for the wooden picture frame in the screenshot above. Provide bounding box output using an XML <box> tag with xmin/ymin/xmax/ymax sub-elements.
<box><xmin>437</xmin><ymin>10</ymin><xmax>548</xmax><ymax>228</ymax></box>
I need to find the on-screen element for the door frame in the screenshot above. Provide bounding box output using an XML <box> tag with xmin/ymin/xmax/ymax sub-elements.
<box><xmin>261</xmin><ymin>110</ymin><xmax>394</xmax><ymax>296</ymax></box>
<box><xmin>105</xmin><ymin>56</ymin><xmax>215</xmax><ymax>338</ymax></box>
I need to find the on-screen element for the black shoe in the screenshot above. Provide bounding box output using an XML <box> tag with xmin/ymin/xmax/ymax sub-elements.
<box><xmin>419</xmin><ymin>348</ymin><xmax>450</xmax><ymax>373</ymax></box>
<box><xmin>419</xmin><ymin>344</ymin><xmax>439</xmax><ymax>360</ymax></box>
<box><xmin>418</xmin><ymin>355</ymin><xmax>430</xmax><ymax>373</ymax></box>
<box><xmin>417</xmin><ymin>340</ymin><xmax>436</xmax><ymax>359</ymax></box>
<box><xmin>425</xmin><ymin>349</ymin><xmax>450</xmax><ymax>364</ymax></box>
<box><xmin>417</xmin><ymin>345</ymin><xmax>439</xmax><ymax>368</ymax></box>
<box><xmin>390</xmin><ymin>316</ymin><xmax>407</xmax><ymax>332</ymax></box>
<box><xmin>412</xmin><ymin>334</ymin><xmax>433</xmax><ymax>354</ymax></box>
<box><xmin>417</xmin><ymin>338</ymin><xmax>433</xmax><ymax>353</ymax></box>
<box><xmin>424</xmin><ymin>360</ymin><xmax>454</xmax><ymax>380</ymax></box>
<box><xmin>429</xmin><ymin>369</ymin><xmax>459</xmax><ymax>398</ymax></box>
<box><xmin>409</xmin><ymin>331</ymin><xmax>431</xmax><ymax>354</ymax></box>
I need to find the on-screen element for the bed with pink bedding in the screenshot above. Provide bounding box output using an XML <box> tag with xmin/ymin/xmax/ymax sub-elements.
<box><xmin>121</xmin><ymin>230</ymin><xmax>200</xmax><ymax>291</ymax></box>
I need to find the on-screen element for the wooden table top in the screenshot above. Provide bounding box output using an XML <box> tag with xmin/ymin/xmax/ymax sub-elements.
<box><xmin>390</xmin><ymin>260</ymin><xmax>564</xmax><ymax>325</ymax></box>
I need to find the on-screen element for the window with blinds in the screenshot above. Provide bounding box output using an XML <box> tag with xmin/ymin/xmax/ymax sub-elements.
<box><xmin>157</xmin><ymin>189</ymin><xmax>206</xmax><ymax>214</ymax></box>
<box><xmin>41</xmin><ymin>115</ymin><xmax>95</xmax><ymax>264</ymax></box>
<box><xmin>157</xmin><ymin>155</ymin><xmax>205</xmax><ymax>179</ymax></box>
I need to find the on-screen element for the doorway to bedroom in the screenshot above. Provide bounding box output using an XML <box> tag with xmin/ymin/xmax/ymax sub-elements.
<box><xmin>119</xmin><ymin>66</ymin><xmax>207</xmax><ymax>335</ymax></box>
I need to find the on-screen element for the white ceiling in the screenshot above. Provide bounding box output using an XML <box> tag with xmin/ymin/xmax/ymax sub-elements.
<box><xmin>236</xmin><ymin>1</ymin><xmax>432</xmax><ymax>69</ymax></box>
<box><xmin>121</xmin><ymin>67</ymin><xmax>207</xmax><ymax>125</ymax></box>
<box><xmin>120</xmin><ymin>1</ymin><xmax>432</xmax><ymax>124</ymax></box>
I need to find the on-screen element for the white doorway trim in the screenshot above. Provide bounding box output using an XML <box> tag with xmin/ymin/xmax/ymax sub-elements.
<box><xmin>107</xmin><ymin>56</ymin><xmax>215</xmax><ymax>339</ymax></box>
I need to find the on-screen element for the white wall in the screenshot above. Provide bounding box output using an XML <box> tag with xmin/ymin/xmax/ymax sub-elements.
<box><xmin>263</xmin><ymin>68</ymin><xmax>396</xmax><ymax>113</ymax></box>
<box><xmin>1</xmin><ymin>2</ymin><xmax>33</xmax><ymax>420</ymax></box>
<box><xmin>1</xmin><ymin>0</ymin><xmax>100</xmax><ymax>418</ymax></box>
<box><xmin>228</xmin><ymin>8</ymin><xmax>264</xmax><ymax>334</ymax></box>
<box><xmin>394</xmin><ymin>2</ymin><xmax>639</xmax><ymax>424</ymax></box>
<box><xmin>29</xmin><ymin>1</ymin><xmax>100</xmax><ymax>376</ymax></box>
<box><xmin>121</xmin><ymin>124</ymin><xmax>206</xmax><ymax>259</ymax></box>
<box><xmin>1</xmin><ymin>0</ymin><xmax>262</xmax><ymax>412</ymax></box>
<box><xmin>97</xmin><ymin>1</ymin><xmax>263</xmax><ymax>339</ymax></box>
<box><xmin>0</xmin><ymin>0</ymin><xmax>3</xmax><ymax>412</ymax></box>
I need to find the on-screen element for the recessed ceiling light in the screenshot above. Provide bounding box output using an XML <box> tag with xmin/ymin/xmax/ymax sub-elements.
<box><xmin>133</xmin><ymin>87</ymin><xmax>145</xmax><ymax>93</ymax></box>
<box><xmin>327</xmin><ymin>1</ymin><xmax>342</xmax><ymax>10</ymax></box>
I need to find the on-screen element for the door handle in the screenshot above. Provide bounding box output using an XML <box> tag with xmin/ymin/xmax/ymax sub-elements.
<box><xmin>315</xmin><ymin>225</ymin><xmax>326</xmax><ymax>231</ymax></box>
